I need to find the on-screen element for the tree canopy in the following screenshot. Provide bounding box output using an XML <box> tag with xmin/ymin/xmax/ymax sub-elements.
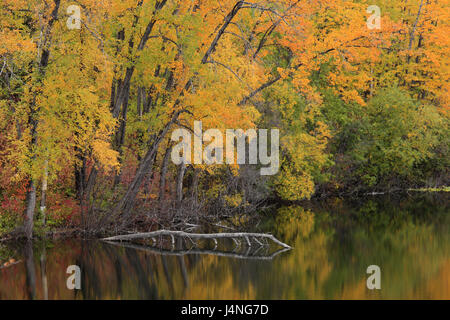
<box><xmin>0</xmin><ymin>0</ymin><xmax>448</xmax><ymax>238</ymax></box>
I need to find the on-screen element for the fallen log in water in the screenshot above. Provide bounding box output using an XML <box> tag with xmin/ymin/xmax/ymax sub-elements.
<box><xmin>104</xmin><ymin>241</ymin><xmax>291</xmax><ymax>260</ymax></box>
<box><xmin>102</xmin><ymin>229</ymin><xmax>292</xmax><ymax>249</ymax></box>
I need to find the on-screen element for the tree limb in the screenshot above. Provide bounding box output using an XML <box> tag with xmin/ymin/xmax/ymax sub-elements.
<box><xmin>103</xmin><ymin>229</ymin><xmax>292</xmax><ymax>249</ymax></box>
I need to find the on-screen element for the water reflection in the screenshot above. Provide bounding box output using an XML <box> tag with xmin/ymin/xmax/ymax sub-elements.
<box><xmin>24</xmin><ymin>240</ymin><xmax>36</xmax><ymax>300</ymax></box>
<box><xmin>0</xmin><ymin>194</ymin><xmax>448</xmax><ymax>299</ymax></box>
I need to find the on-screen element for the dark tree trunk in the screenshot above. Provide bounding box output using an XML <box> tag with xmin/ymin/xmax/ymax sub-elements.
<box><xmin>159</xmin><ymin>145</ymin><xmax>173</xmax><ymax>201</ymax></box>
<box><xmin>176</xmin><ymin>162</ymin><xmax>186</xmax><ymax>203</ymax></box>
<box><xmin>40</xmin><ymin>160</ymin><xmax>48</xmax><ymax>226</ymax></box>
<box><xmin>191</xmin><ymin>167</ymin><xmax>199</xmax><ymax>201</ymax></box>
<box><xmin>75</xmin><ymin>154</ymin><xmax>86</xmax><ymax>200</ymax></box>
<box><xmin>24</xmin><ymin>180</ymin><xmax>36</xmax><ymax>240</ymax></box>
<box><xmin>81</xmin><ymin>166</ymin><xmax>98</xmax><ymax>229</ymax></box>
<box><xmin>136</xmin><ymin>86</ymin><xmax>143</xmax><ymax>118</ymax></box>
<box><xmin>114</xmin><ymin>84</ymin><xmax>130</xmax><ymax>186</ymax></box>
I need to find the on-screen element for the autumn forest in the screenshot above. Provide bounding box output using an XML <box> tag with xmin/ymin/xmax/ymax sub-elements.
<box><xmin>0</xmin><ymin>0</ymin><xmax>448</xmax><ymax>240</ymax></box>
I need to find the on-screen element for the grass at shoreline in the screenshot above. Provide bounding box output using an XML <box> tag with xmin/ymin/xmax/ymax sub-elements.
<box><xmin>408</xmin><ymin>186</ymin><xmax>450</xmax><ymax>192</ymax></box>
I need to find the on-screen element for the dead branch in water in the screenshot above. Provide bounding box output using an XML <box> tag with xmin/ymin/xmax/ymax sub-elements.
<box><xmin>104</xmin><ymin>241</ymin><xmax>291</xmax><ymax>260</ymax></box>
<box><xmin>102</xmin><ymin>229</ymin><xmax>292</xmax><ymax>249</ymax></box>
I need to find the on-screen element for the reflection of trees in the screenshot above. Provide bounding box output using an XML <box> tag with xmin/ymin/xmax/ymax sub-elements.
<box><xmin>0</xmin><ymin>194</ymin><xmax>448</xmax><ymax>299</ymax></box>
<box><xmin>269</xmin><ymin>206</ymin><xmax>315</xmax><ymax>242</ymax></box>
<box><xmin>24</xmin><ymin>240</ymin><xmax>36</xmax><ymax>300</ymax></box>
<box><xmin>78</xmin><ymin>241</ymin><xmax>102</xmax><ymax>299</ymax></box>
<box><xmin>124</xmin><ymin>245</ymin><xmax>158</xmax><ymax>299</ymax></box>
<box><xmin>40</xmin><ymin>243</ymin><xmax>48</xmax><ymax>300</ymax></box>
<box><xmin>1</xmin><ymin>239</ymin><xmax>213</xmax><ymax>299</ymax></box>
<box><xmin>319</xmin><ymin>196</ymin><xmax>450</xmax><ymax>299</ymax></box>
<box><xmin>255</xmin><ymin>195</ymin><xmax>450</xmax><ymax>299</ymax></box>
<box><xmin>105</xmin><ymin>241</ymin><xmax>290</xmax><ymax>261</ymax></box>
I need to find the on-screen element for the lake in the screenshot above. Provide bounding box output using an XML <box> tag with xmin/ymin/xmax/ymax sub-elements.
<box><xmin>1</xmin><ymin>193</ymin><xmax>448</xmax><ymax>299</ymax></box>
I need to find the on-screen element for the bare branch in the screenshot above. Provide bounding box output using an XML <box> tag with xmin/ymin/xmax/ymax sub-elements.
<box><xmin>103</xmin><ymin>229</ymin><xmax>292</xmax><ymax>249</ymax></box>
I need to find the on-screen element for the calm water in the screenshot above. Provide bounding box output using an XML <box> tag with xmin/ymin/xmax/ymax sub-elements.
<box><xmin>1</xmin><ymin>194</ymin><xmax>449</xmax><ymax>299</ymax></box>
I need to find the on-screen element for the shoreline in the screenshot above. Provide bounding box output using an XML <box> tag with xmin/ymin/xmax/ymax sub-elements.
<box><xmin>1</xmin><ymin>189</ymin><xmax>448</xmax><ymax>243</ymax></box>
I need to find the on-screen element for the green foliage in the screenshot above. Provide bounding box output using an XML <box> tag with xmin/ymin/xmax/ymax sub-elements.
<box><xmin>323</xmin><ymin>87</ymin><xmax>448</xmax><ymax>191</ymax></box>
<box><xmin>0</xmin><ymin>211</ymin><xmax>20</xmax><ymax>236</ymax></box>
